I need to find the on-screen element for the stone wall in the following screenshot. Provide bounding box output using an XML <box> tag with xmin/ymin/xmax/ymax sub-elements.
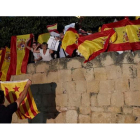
<box><xmin>9</xmin><ymin>51</ymin><xmax>140</xmax><ymax>123</ymax></box>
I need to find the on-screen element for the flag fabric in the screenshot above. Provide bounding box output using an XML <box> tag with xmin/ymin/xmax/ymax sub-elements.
<box><xmin>37</xmin><ymin>33</ymin><xmax>50</xmax><ymax>44</ymax></box>
<box><xmin>78</xmin><ymin>29</ymin><xmax>116</xmax><ymax>63</ymax></box>
<box><xmin>126</xmin><ymin>19</ymin><xmax>140</xmax><ymax>51</ymax></box>
<box><xmin>0</xmin><ymin>79</ymin><xmax>39</xmax><ymax>119</ymax></box>
<box><xmin>101</xmin><ymin>18</ymin><xmax>131</xmax><ymax>52</ymax></box>
<box><xmin>0</xmin><ymin>47</ymin><xmax>10</xmax><ymax>81</ymax></box>
<box><xmin>0</xmin><ymin>50</ymin><xmax>2</xmax><ymax>63</ymax></box>
<box><xmin>6</xmin><ymin>34</ymin><xmax>33</xmax><ymax>81</ymax></box>
<box><xmin>47</xmin><ymin>23</ymin><xmax>58</xmax><ymax>33</ymax></box>
<box><xmin>61</xmin><ymin>28</ymin><xmax>79</xmax><ymax>56</ymax></box>
<box><xmin>135</xmin><ymin>16</ymin><xmax>140</xmax><ymax>20</ymax></box>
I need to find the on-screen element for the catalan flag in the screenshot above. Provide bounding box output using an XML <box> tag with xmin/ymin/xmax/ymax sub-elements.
<box><xmin>101</xmin><ymin>18</ymin><xmax>131</xmax><ymax>52</ymax></box>
<box><xmin>37</xmin><ymin>33</ymin><xmax>50</xmax><ymax>44</ymax></box>
<box><xmin>0</xmin><ymin>79</ymin><xmax>39</xmax><ymax>119</ymax></box>
<box><xmin>6</xmin><ymin>34</ymin><xmax>33</xmax><ymax>81</ymax></box>
<box><xmin>0</xmin><ymin>47</ymin><xmax>10</xmax><ymax>81</ymax></box>
<box><xmin>61</xmin><ymin>28</ymin><xmax>79</xmax><ymax>56</ymax></box>
<box><xmin>47</xmin><ymin>23</ymin><xmax>58</xmax><ymax>33</ymax></box>
<box><xmin>78</xmin><ymin>29</ymin><xmax>116</xmax><ymax>62</ymax></box>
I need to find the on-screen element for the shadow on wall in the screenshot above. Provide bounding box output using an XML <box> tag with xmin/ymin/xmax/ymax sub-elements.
<box><xmin>28</xmin><ymin>82</ymin><xmax>59</xmax><ymax>123</ymax></box>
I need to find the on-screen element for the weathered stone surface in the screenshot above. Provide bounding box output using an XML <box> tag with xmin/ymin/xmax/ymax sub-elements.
<box><xmin>130</xmin><ymin>78</ymin><xmax>140</xmax><ymax>91</ymax></box>
<box><xmin>79</xmin><ymin>114</ymin><xmax>90</xmax><ymax>123</ymax></box>
<box><xmin>66</xmin><ymin>110</ymin><xmax>78</xmax><ymax>123</ymax></box>
<box><xmin>133</xmin><ymin>50</ymin><xmax>140</xmax><ymax>63</ymax></box>
<box><xmin>87</xmin><ymin>80</ymin><xmax>100</xmax><ymax>94</ymax></box>
<box><xmin>47</xmin><ymin>71</ymin><xmax>58</xmax><ymax>83</ymax></box>
<box><xmin>106</xmin><ymin>65</ymin><xmax>122</xmax><ymax>79</ymax></box>
<box><xmin>58</xmin><ymin>69</ymin><xmax>72</xmax><ymax>82</ymax></box>
<box><xmin>75</xmin><ymin>80</ymin><xmax>87</xmax><ymax>93</ymax></box>
<box><xmin>11</xmin><ymin>74</ymin><xmax>33</xmax><ymax>81</ymax></box>
<box><xmin>79</xmin><ymin>106</ymin><xmax>91</xmax><ymax>115</ymax></box>
<box><xmin>17</xmin><ymin>119</ymin><xmax>28</xmax><ymax>123</ymax></box>
<box><xmin>123</xmin><ymin>107</ymin><xmax>132</xmax><ymax>115</ymax></box>
<box><xmin>27</xmin><ymin>63</ymin><xmax>35</xmax><ymax>74</ymax></box>
<box><xmin>81</xmin><ymin>92</ymin><xmax>90</xmax><ymax>107</ymax></box>
<box><xmin>72</xmin><ymin>68</ymin><xmax>85</xmax><ymax>81</ymax></box>
<box><xmin>94</xmin><ymin>67</ymin><xmax>107</xmax><ymax>80</ymax></box>
<box><xmin>67</xmin><ymin>59</ymin><xmax>82</xmax><ymax>69</ymax></box>
<box><xmin>91</xmin><ymin>94</ymin><xmax>98</xmax><ymax>106</ymax></box>
<box><xmin>116</xmin><ymin>115</ymin><xmax>135</xmax><ymax>123</ymax></box>
<box><xmin>136</xmin><ymin>117</ymin><xmax>140</xmax><ymax>123</ymax></box>
<box><xmin>124</xmin><ymin>91</ymin><xmax>140</xmax><ymax>106</ymax></box>
<box><xmin>136</xmin><ymin>63</ymin><xmax>140</xmax><ymax>78</ymax></box>
<box><xmin>111</xmin><ymin>91</ymin><xmax>124</xmax><ymax>107</ymax></box>
<box><xmin>82</xmin><ymin>68</ymin><xmax>94</xmax><ymax>81</ymax></box>
<box><xmin>97</xmin><ymin>94</ymin><xmax>111</xmax><ymax>106</ymax></box>
<box><xmin>91</xmin><ymin>107</ymin><xmax>104</xmax><ymax>112</ymax></box>
<box><xmin>55</xmin><ymin>94</ymin><xmax>68</xmax><ymax>107</ymax></box>
<box><xmin>107</xmin><ymin>107</ymin><xmax>122</xmax><ymax>113</ymax></box>
<box><xmin>36</xmin><ymin>62</ymin><xmax>49</xmax><ymax>73</ymax></box>
<box><xmin>4</xmin><ymin>98</ymin><xmax>10</xmax><ymax>106</ymax></box>
<box><xmin>91</xmin><ymin>112</ymin><xmax>117</xmax><ymax>123</ymax></box>
<box><xmin>46</xmin><ymin>119</ymin><xmax>55</xmax><ymax>123</ymax></box>
<box><xmin>55</xmin><ymin>112</ymin><xmax>66</xmax><ymax>123</ymax></box>
<box><xmin>55</xmin><ymin>82</ymin><xmax>63</xmax><ymax>95</ymax></box>
<box><xmin>99</xmin><ymin>80</ymin><xmax>114</xmax><ymax>94</ymax></box>
<box><xmin>133</xmin><ymin>107</ymin><xmax>140</xmax><ymax>116</ymax></box>
<box><xmin>32</xmin><ymin>73</ymin><xmax>48</xmax><ymax>84</ymax></box>
<box><xmin>12</xmin><ymin>113</ymin><xmax>18</xmax><ymax>123</ymax></box>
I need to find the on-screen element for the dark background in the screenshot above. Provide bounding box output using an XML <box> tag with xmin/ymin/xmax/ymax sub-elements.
<box><xmin>0</xmin><ymin>16</ymin><xmax>135</xmax><ymax>49</ymax></box>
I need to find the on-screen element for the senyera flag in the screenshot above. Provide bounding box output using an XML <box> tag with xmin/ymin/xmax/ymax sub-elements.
<box><xmin>6</xmin><ymin>34</ymin><xmax>33</xmax><ymax>81</ymax></box>
<box><xmin>37</xmin><ymin>33</ymin><xmax>50</xmax><ymax>44</ymax></box>
<box><xmin>78</xmin><ymin>29</ymin><xmax>116</xmax><ymax>63</ymax></box>
<box><xmin>0</xmin><ymin>79</ymin><xmax>39</xmax><ymax>119</ymax></box>
<box><xmin>126</xmin><ymin>19</ymin><xmax>140</xmax><ymax>51</ymax></box>
<box><xmin>0</xmin><ymin>47</ymin><xmax>10</xmax><ymax>81</ymax></box>
<box><xmin>61</xmin><ymin>28</ymin><xmax>79</xmax><ymax>56</ymax></box>
<box><xmin>101</xmin><ymin>18</ymin><xmax>131</xmax><ymax>52</ymax></box>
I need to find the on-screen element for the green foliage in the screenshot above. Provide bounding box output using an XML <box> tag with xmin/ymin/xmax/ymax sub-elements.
<box><xmin>0</xmin><ymin>16</ymin><xmax>135</xmax><ymax>48</ymax></box>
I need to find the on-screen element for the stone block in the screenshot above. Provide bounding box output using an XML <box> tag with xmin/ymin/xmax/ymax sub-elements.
<box><xmin>116</xmin><ymin>115</ymin><xmax>135</xmax><ymax>123</ymax></box>
<box><xmin>91</xmin><ymin>107</ymin><xmax>104</xmax><ymax>112</ymax></box>
<box><xmin>55</xmin><ymin>94</ymin><xmax>68</xmax><ymax>107</ymax></box>
<box><xmin>55</xmin><ymin>112</ymin><xmax>66</xmax><ymax>123</ymax></box>
<box><xmin>105</xmin><ymin>65</ymin><xmax>122</xmax><ymax>79</ymax></box>
<box><xmin>133</xmin><ymin>107</ymin><xmax>140</xmax><ymax>117</ymax></box>
<box><xmin>17</xmin><ymin>119</ymin><xmax>28</xmax><ymax>123</ymax></box>
<box><xmin>107</xmin><ymin>107</ymin><xmax>122</xmax><ymax>113</ymax></box>
<box><xmin>91</xmin><ymin>112</ymin><xmax>117</xmax><ymax>123</ymax></box>
<box><xmin>55</xmin><ymin>82</ymin><xmax>63</xmax><ymax>95</ymax></box>
<box><xmin>11</xmin><ymin>74</ymin><xmax>33</xmax><ymax>81</ymax></box>
<box><xmin>130</xmin><ymin>78</ymin><xmax>140</xmax><ymax>91</ymax></box>
<box><xmin>67</xmin><ymin>59</ymin><xmax>82</xmax><ymax>69</ymax></box>
<box><xmin>81</xmin><ymin>92</ymin><xmax>90</xmax><ymax>107</ymax></box>
<box><xmin>136</xmin><ymin>117</ymin><xmax>140</xmax><ymax>123</ymax></box>
<box><xmin>97</xmin><ymin>94</ymin><xmax>111</xmax><ymax>106</ymax></box>
<box><xmin>79</xmin><ymin>106</ymin><xmax>91</xmax><ymax>115</ymax></box>
<box><xmin>133</xmin><ymin>50</ymin><xmax>140</xmax><ymax>63</ymax></box>
<box><xmin>124</xmin><ymin>91</ymin><xmax>140</xmax><ymax>106</ymax></box>
<box><xmin>72</xmin><ymin>68</ymin><xmax>85</xmax><ymax>81</ymax></box>
<box><xmin>99</xmin><ymin>80</ymin><xmax>114</xmax><ymax>94</ymax></box>
<box><xmin>94</xmin><ymin>67</ymin><xmax>107</xmax><ymax>80</ymax></box>
<box><xmin>123</xmin><ymin>107</ymin><xmax>132</xmax><ymax>115</ymax></box>
<box><xmin>32</xmin><ymin>73</ymin><xmax>48</xmax><ymax>84</ymax></box>
<box><xmin>66</xmin><ymin>110</ymin><xmax>78</xmax><ymax>123</ymax></box>
<box><xmin>79</xmin><ymin>114</ymin><xmax>91</xmax><ymax>123</ymax></box>
<box><xmin>75</xmin><ymin>80</ymin><xmax>87</xmax><ymax>93</ymax></box>
<box><xmin>47</xmin><ymin>71</ymin><xmax>58</xmax><ymax>83</ymax></box>
<box><xmin>58</xmin><ymin>69</ymin><xmax>72</xmax><ymax>82</ymax></box>
<box><xmin>111</xmin><ymin>91</ymin><xmax>124</xmax><ymax>107</ymax></box>
<box><xmin>27</xmin><ymin>63</ymin><xmax>35</xmax><ymax>74</ymax></box>
<box><xmin>46</xmin><ymin>119</ymin><xmax>55</xmax><ymax>123</ymax></box>
<box><xmin>12</xmin><ymin>113</ymin><xmax>18</xmax><ymax>123</ymax></box>
<box><xmin>91</xmin><ymin>94</ymin><xmax>98</xmax><ymax>106</ymax></box>
<box><xmin>87</xmin><ymin>80</ymin><xmax>100</xmax><ymax>94</ymax></box>
<box><xmin>82</xmin><ymin>68</ymin><xmax>94</xmax><ymax>81</ymax></box>
<box><xmin>36</xmin><ymin>62</ymin><xmax>49</xmax><ymax>73</ymax></box>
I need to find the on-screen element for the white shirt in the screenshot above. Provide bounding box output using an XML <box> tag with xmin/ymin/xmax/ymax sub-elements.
<box><xmin>39</xmin><ymin>49</ymin><xmax>52</xmax><ymax>61</ymax></box>
<box><xmin>59</xmin><ymin>48</ymin><xmax>68</xmax><ymax>58</ymax></box>
<box><xmin>64</xmin><ymin>23</ymin><xmax>75</xmax><ymax>34</ymax></box>
<box><xmin>31</xmin><ymin>48</ymin><xmax>40</xmax><ymax>59</ymax></box>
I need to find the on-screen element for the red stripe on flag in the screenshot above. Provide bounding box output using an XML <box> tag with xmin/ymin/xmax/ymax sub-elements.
<box><xmin>5</xmin><ymin>87</ymin><xmax>12</xmax><ymax>103</ymax></box>
<box><xmin>130</xmin><ymin>42</ymin><xmax>140</xmax><ymax>51</ymax></box>
<box><xmin>47</xmin><ymin>23</ymin><xmax>57</xmax><ymax>28</ymax></box>
<box><xmin>0</xmin><ymin>49</ymin><xmax>6</xmax><ymax>72</ymax></box>
<box><xmin>6</xmin><ymin>36</ymin><xmax>17</xmax><ymax>81</ymax></box>
<box><xmin>67</xmin><ymin>28</ymin><xmax>78</xmax><ymax>34</ymax></box>
<box><xmin>65</xmin><ymin>44</ymin><xmax>78</xmax><ymax>56</ymax></box>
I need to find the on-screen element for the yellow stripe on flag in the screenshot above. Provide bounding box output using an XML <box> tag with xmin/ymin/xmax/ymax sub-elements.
<box><xmin>37</xmin><ymin>33</ymin><xmax>50</xmax><ymax>44</ymax></box>
<box><xmin>0</xmin><ymin>50</ymin><xmax>2</xmax><ymax>63</ymax></box>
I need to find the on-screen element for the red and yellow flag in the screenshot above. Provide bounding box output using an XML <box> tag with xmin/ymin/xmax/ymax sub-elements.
<box><xmin>0</xmin><ymin>79</ymin><xmax>39</xmax><ymax>119</ymax></box>
<box><xmin>78</xmin><ymin>29</ymin><xmax>116</xmax><ymax>62</ymax></box>
<box><xmin>37</xmin><ymin>33</ymin><xmax>50</xmax><ymax>44</ymax></box>
<box><xmin>47</xmin><ymin>23</ymin><xmax>58</xmax><ymax>33</ymax></box>
<box><xmin>0</xmin><ymin>47</ymin><xmax>10</xmax><ymax>81</ymax></box>
<box><xmin>61</xmin><ymin>28</ymin><xmax>79</xmax><ymax>56</ymax></box>
<box><xmin>101</xmin><ymin>18</ymin><xmax>131</xmax><ymax>52</ymax></box>
<box><xmin>6</xmin><ymin>34</ymin><xmax>33</xmax><ymax>81</ymax></box>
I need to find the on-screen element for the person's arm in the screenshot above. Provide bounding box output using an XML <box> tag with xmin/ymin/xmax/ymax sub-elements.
<box><xmin>15</xmin><ymin>80</ymin><xmax>32</xmax><ymax>108</ymax></box>
<box><xmin>49</xmin><ymin>49</ymin><xmax>54</xmax><ymax>54</ymax></box>
<box><xmin>33</xmin><ymin>43</ymin><xmax>41</xmax><ymax>53</ymax></box>
<box><xmin>25</xmin><ymin>38</ymin><xmax>32</xmax><ymax>50</ymax></box>
<box><xmin>34</xmin><ymin>56</ymin><xmax>42</xmax><ymax>62</ymax></box>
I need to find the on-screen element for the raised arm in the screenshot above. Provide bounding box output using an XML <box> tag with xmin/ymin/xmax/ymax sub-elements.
<box><xmin>33</xmin><ymin>43</ymin><xmax>41</xmax><ymax>53</ymax></box>
<box><xmin>25</xmin><ymin>38</ymin><xmax>32</xmax><ymax>50</ymax></box>
<box><xmin>15</xmin><ymin>80</ymin><xmax>32</xmax><ymax>108</ymax></box>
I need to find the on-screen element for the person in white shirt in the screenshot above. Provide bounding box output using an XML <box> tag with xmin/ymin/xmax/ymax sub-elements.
<box><xmin>34</xmin><ymin>42</ymin><xmax>53</xmax><ymax>62</ymax></box>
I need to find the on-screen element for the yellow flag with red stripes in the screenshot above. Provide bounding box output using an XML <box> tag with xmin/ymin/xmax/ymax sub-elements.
<box><xmin>0</xmin><ymin>79</ymin><xmax>39</xmax><ymax>119</ymax></box>
<box><xmin>37</xmin><ymin>33</ymin><xmax>50</xmax><ymax>44</ymax></box>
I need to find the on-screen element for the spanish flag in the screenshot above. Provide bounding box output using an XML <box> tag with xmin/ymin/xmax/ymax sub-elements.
<box><xmin>101</xmin><ymin>18</ymin><xmax>131</xmax><ymax>52</ymax></box>
<box><xmin>0</xmin><ymin>50</ymin><xmax>2</xmax><ymax>63</ymax></box>
<box><xmin>0</xmin><ymin>79</ymin><xmax>39</xmax><ymax>119</ymax></box>
<box><xmin>126</xmin><ymin>19</ymin><xmax>140</xmax><ymax>51</ymax></box>
<box><xmin>37</xmin><ymin>33</ymin><xmax>50</xmax><ymax>44</ymax></box>
<box><xmin>0</xmin><ymin>47</ymin><xmax>10</xmax><ymax>81</ymax></box>
<box><xmin>47</xmin><ymin>23</ymin><xmax>58</xmax><ymax>33</ymax></box>
<box><xmin>6</xmin><ymin>34</ymin><xmax>33</xmax><ymax>81</ymax></box>
<box><xmin>61</xmin><ymin>28</ymin><xmax>79</xmax><ymax>56</ymax></box>
<box><xmin>78</xmin><ymin>29</ymin><xmax>116</xmax><ymax>63</ymax></box>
